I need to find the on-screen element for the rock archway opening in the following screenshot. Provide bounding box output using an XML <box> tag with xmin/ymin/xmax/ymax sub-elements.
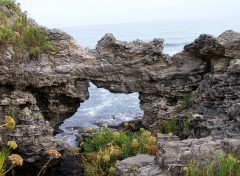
<box><xmin>55</xmin><ymin>82</ymin><xmax>143</xmax><ymax>145</ymax></box>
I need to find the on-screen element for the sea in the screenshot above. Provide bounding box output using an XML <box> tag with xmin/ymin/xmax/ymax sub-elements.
<box><xmin>55</xmin><ymin>16</ymin><xmax>240</xmax><ymax>145</ymax></box>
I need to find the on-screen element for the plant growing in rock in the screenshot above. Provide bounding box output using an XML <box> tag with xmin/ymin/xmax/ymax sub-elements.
<box><xmin>0</xmin><ymin>116</ymin><xmax>15</xmax><ymax>131</ymax></box>
<box><xmin>158</xmin><ymin>113</ymin><xmax>192</xmax><ymax>138</ymax></box>
<box><xmin>176</xmin><ymin>93</ymin><xmax>191</xmax><ymax>110</ymax></box>
<box><xmin>183</xmin><ymin>154</ymin><xmax>240</xmax><ymax>176</ymax></box>
<box><xmin>0</xmin><ymin>0</ymin><xmax>55</xmax><ymax>59</ymax></box>
<box><xmin>80</xmin><ymin>126</ymin><xmax>158</xmax><ymax>176</ymax></box>
<box><xmin>20</xmin><ymin>25</ymin><xmax>55</xmax><ymax>58</ymax></box>
<box><xmin>0</xmin><ymin>26</ymin><xmax>16</xmax><ymax>44</ymax></box>
<box><xmin>0</xmin><ymin>116</ymin><xmax>23</xmax><ymax>176</ymax></box>
<box><xmin>158</xmin><ymin>118</ymin><xmax>177</xmax><ymax>135</ymax></box>
<box><xmin>0</xmin><ymin>0</ymin><xmax>20</xmax><ymax>12</ymax></box>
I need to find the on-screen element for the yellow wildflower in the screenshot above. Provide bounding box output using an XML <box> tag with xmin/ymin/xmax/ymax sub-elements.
<box><xmin>46</xmin><ymin>149</ymin><xmax>61</xmax><ymax>158</ymax></box>
<box><xmin>148</xmin><ymin>136</ymin><xmax>157</xmax><ymax>145</ymax></box>
<box><xmin>142</xmin><ymin>130</ymin><xmax>151</xmax><ymax>137</ymax></box>
<box><xmin>5</xmin><ymin>116</ymin><xmax>15</xmax><ymax>130</ymax></box>
<box><xmin>113</xmin><ymin>131</ymin><xmax>120</xmax><ymax>138</ymax></box>
<box><xmin>102</xmin><ymin>124</ymin><xmax>108</xmax><ymax>128</ymax></box>
<box><xmin>8</xmin><ymin>154</ymin><xmax>23</xmax><ymax>166</ymax></box>
<box><xmin>7</xmin><ymin>141</ymin><xmax>17</xmax><ymax>149</ymax></box>
<box><xmin>87</xmin><ymin>152</ymin><xmax>98</xmax><ymax>163</ymax></box>
<box><xmin>175</xmin><ymin>103</ymin><xmax>182</xmax><ymax>109</ymax></box>
<box><xmin>157</xmin><ymin>133</ymin><xmax>162</xmax><ymax>137</ymax></box>
<box><xmin>131</xmin><ymin>139</ymin><xmax>139</xmax><ymax>148</ymax></box>
<box><xmin>147</xmin><ymin>145</ymin><xmax>159</xmax><ymax>155</ymax></box>
<box><xmin>227</xmin><ymin>154</ymin><xmax>236</xmax><ymax>161</ymax></box>
<box><xmin>113</xmin><ymin>148</ymin><xmax>121</xmax><ymax>157</ymax></box>
<box><xmin>183</xmin><ymin>166</ymin><xmax>189</xmax><ymax>173</ymax></box>
<box><xmin>102</xmin><ymin>153</ymin><xmax>110</xmax><ymax>162</ymax></box>
<box><xmin>109</xmin><ymin>167</ymin><xmax>116</xmax><ymax>175</ymax></box>
<box><xmin>87</xmin><ymin>127</ymin><xmax>92</xmax><ymax>133</ymax></box>
<box><xmin>14</xmin><ymin>32</ymin><xmax>20</xmax><ymax>38</ymax></box>
<box><xmin>140</xmin><ymin>128</ymin><xmax>145</xmax><ymax>133</ymax></box>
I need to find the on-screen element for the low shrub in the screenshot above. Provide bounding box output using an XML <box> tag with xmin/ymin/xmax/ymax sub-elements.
<box><xmin>0</xmin><ymin>0</ymin><xmax>55</xmax><ymax>59</ymax></box>
<box><xmin>81</xmin><ymin>127</ymin><xmax>159</xmax><ymax>176</ymax></box>
<box><xmin>183</xmin><ymin>154</ymin><xmax>240</xmax><ymax>176</ymax></box>
<box><xmin>0</xmin><ymin>0</ymin><xmax>21</xmax><ymax>15</ymax></box>
<box><xmin>20</xmin><ymin>25</ymin><xmax>54</xmax><ymax>58</ymax></box>
<box><xmin>158</xmin><ymin>113</ymin><xmax>191</xmax><ymax>138</ymax></box>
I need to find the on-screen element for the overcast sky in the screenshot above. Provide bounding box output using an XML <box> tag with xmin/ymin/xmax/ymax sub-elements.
<box><xmin>16</xmin><ymin>0</ymin><xmax>240</xmax><ymax>28</ymax></box>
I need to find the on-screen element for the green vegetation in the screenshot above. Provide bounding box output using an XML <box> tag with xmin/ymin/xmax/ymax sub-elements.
<box><xmin>80</xmin><ymin>126</ymin><xmax>159</xmax><ymax>176</ymax></box>
<box><xmin>176</xmin><ymin>93</ymin><xmax>191</xmax><ymax>109</ymax></box>
<box><xmin>0</xmin><ymin>0</ymin><xmax>54</xmax><ymax>59</ymax></box>
<box><xmin>0</xmin><ymin>115</ymin><xmax>61</xmax><ymax>176</ymax></box>
<box><xmin>183</xmin><ymin>154</ymin><xmax>240</xmax><ymax>176</ymax></box>
<box><xmin>0</xmin><ymin>0</ymin><xmax>20</xmax><ymax>13</ymax></box>
<box><xmin>183</xmin><ymin>93</ymin><xmax>191</xmax><ymax>107</ymax></box>
<box><xmin>158</xmin><ymin>114</ymin><xmax>191</xmax><ymax>137</ymax></box>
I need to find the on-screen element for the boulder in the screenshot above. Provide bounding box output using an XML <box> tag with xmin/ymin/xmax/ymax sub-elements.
<box><xmin>115</xmin><ymin>154</ymin><xmax>165</xmax><ymax>176</ymax></box>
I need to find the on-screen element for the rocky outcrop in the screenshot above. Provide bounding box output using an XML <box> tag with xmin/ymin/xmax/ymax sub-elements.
<box><xmin>115</xmin><ymin>154</ymin><xmax>165</xmax><ymax>176</ymax></box>
<box><xmin>0</xmin><ymin>29</ymin><xmax>95</xmax><ymax>128</ymax></box>
<box><xmin>114</xmin><ymin>135</ymin><xmax>240</xmax><ymax>176</ymax></box>
<box><xmin>87</xmin><ymin>33</ymin><xmax>208</xmax><ymax>131</ymax></box>
<box><xmin>1</xmin><ymin>7</ymin><xmax>240</xmax><ymax>174</ymax></box>
<box><xmin>0</xmin><ymin>28</ymin><xmax>94</xmax><ymax>174</ymax></box>
<box><xmin>156</xmin><ymin>136</ymin><xmax>240</xmax><ymax>175</ymax></box>
<box><xmin>0</xmin><ymin>90</ymin><xmax>67</xmax><ymax>170</ymax></box>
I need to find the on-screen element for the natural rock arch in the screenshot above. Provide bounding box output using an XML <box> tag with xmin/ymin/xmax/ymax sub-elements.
<box><xmin>1</xmin><ymin>29</ymin><xmax>240</xmax><ymax>172</ymax></box>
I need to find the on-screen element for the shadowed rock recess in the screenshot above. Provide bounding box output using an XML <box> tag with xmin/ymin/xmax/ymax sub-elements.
<box><xmin>1</xmin><ymin>22</ymin><xmax>240</xmax><ymax>175</ymax></box>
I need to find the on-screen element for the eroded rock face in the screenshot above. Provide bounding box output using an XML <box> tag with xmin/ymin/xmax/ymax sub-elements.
<box><xmin>0</xmin><ymin>28</ymin><xmax>94</xmax><ymax>174</ymax></box>
<box><xmin>146</xmin><ymin>30</ymin><xmax>240</xmax><ymax>139</ymax></box>
<box><xmin>0</xmin><ymin>29</ymin><xmax>95</xmax><ymax>128</ymax></box>
<box><xmin>0</xmin><ymin>90</ymin><xmax>67</xmax><ymax>167</ymax></box>
<box><xmin>89</xmin><ymin>34</ymin><xmax>209</xmax><ymax>131</ymax></box>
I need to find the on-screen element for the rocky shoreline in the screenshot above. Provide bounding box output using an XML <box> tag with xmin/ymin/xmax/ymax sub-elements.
<box><xmin>1</xmin><ymin>4</ymin><xmax>240</xmax><ymax>175</ymax></box>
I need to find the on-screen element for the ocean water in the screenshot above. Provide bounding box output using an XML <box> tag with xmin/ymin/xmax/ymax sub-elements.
<box><xmin>60</xmin><ymin>16</ymin><xmax>240</xmax><ymax>55</ymax></box>
<box><xmin>55</xmin><ymin>17</ymin><xmax>240</xmax><ymax>145</ymax></box>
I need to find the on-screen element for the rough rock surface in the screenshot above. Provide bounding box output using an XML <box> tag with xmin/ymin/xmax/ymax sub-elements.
<box><xmin>1</xmin><ymin>7</ymin><xmax>240</xmax><ymax>175</ymax></box>
<box><xmin>0</xmin><ymin>29</ymin><xmax>94</xmax><ymax>129</ymax></box>
<box><xmin>115</xmin><ymin>136</ymin><xmax>240</xmax><ymax>176</ymax></box>
<box><xmin>156</xmin><ymin>136</ymin><xmax>240</xmax><ymax>175</ymax></box>
<box><xmin>115</xmin><ymin>154</ymin><xmax>166</xmax><ymax>176</ymax></box>
<box><xmin>0</xmin><ymin>25</ymin><xmax>93</xmax><ymax>175</ymax></box>
<box><xmin>0</xmin><ymin>90</ymin><xmax>67</xmax><ymax>169</ymax></box>
<box><xmin>90</xmin><ymin>33</ymin><xmax>208</xmax><ymax>130</ymax></box>
<box><xmin>113</xmin><ymin>30</ymin><xmax>240</xmax><ymax>175</ymax></box>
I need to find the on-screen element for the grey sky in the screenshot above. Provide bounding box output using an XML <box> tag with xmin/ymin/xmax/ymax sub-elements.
<box><xmin>16</xmin><ymin>0</ymin><xmax>240</xmax><ymax>28</ymax></box>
